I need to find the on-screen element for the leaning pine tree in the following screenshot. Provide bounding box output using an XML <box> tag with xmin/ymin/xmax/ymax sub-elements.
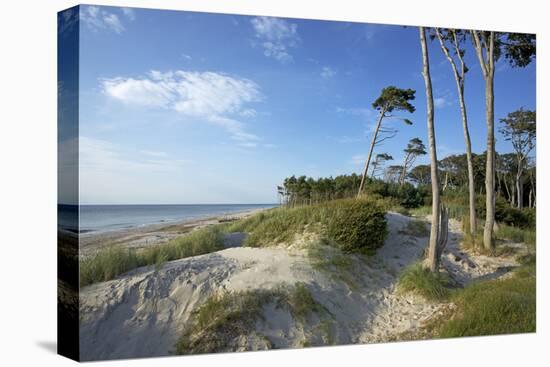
<box><xmin>357</xmin><ymin>86</ymin><xmax>416</xmax><ymax>197</ymax></box>
<box><xmin>420</xmin><ymin>26</ymin><xmax>448</xmax><ymax>272</ymax></box>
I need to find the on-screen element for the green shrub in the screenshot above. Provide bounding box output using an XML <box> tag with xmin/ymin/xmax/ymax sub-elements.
<box><xmin>324</xmin><ymin>199</ymin><xmax>387</xmax><ymax>253</ymax></box>
<box><xmin>364</xmin><ymin>181</ymin><xmax>427</xmax><ymax>209</ymax></box>
<box><xmin>229</xmin><ymin>198</ymin><xmax>387</xmax><ymax>254</ymax></box>
<box><xmin>397</xmin><ymin>263</ymin><xmax>450</xmax><ymax>301</ymax></box>
<box><xmin>496</xmin><ymin>203</ymin><xmax>535</xmax><ymax>229</ymax></box>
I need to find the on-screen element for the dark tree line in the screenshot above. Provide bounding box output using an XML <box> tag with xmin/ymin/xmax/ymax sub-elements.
<box><xmin>278</xmin><ymin>174</ymin><xmax>362</xmax><ymax>206</ymax></box>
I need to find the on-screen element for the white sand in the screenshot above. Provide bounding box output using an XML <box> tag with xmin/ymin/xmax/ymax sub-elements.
<box><xmin>79</xmin><ymin>212</ymin><xmax>525</xmax><ymax>360</ymax></box>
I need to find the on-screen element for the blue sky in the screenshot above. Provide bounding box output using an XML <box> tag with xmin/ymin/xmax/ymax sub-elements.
<box><xmin>71</xmin><ymin>5</ymin><xmax>536</xmax><ymax>204</ymax></box>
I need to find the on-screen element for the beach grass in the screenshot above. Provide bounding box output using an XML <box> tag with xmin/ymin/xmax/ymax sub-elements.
<box><xmin>80</xmin><ymin>226</ymin><xmax>224</xmax><ymax>286</ymax></box>
<box><xmin>175</xmin><ymin>283</ymin><xmax>326</xmax><ymax>354</ymax></box>
<box><xmin>495</xmin><ymin>224</ymin><xmax>536</xmax><ymax>248</ymax></box>
<box><xmin>399</xmin><ymin>219</ymin><xmax>430</xmax><ymax>237</ymax></box>
<box><xmin>307</xmin><ymin>240</ymin><xmax>363</xmax><ymax>290</ymax></box>
<box><xmin>437</xmin><ymin>271</ymin><xmax>535</xmax><ymax>337</ymax></box>
<box><xmin>397</xmin><ymin>262</ymin><xmax>450</xmax><ymax>301</ymax></box>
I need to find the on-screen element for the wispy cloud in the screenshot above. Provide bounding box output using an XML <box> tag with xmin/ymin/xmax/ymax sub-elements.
<box><xmin>81</xmin><ymin>6</ymin><xmax>128</xmax><ymax>34</ymax></box>
<box><xmin>120</xmin><ymin>7</ymin><xmax>136</xmax><ymax>21</ymax></box>
<box><xmin>434</xmin><ymin>90</ymin><xmax>453</xmax><ymax>109</ymax></box>
<box><xmin>80</xmin><ymin>137</ymin><xmax>191</xmax><ymax>174</ymax></box>
<box><xmin>331</xmin><ymin>135</ymin><xmax>366</xmax><ymax>144</ymax></box>
<box><xmin>251</xmin><ymin>17</ymin><xmax>300</xmax><ymax>63</ymax></box>
<box><xmin>320</xmin><ymin>66</ymin><xmax>336</xmax><ymax>79</ymax></box>
<box><xmin>101</xmin><ymin>70</ymin><xmax>262</xmax><ymax>143</ymax></box>
<box><xmin>434</xmin><ymin>97</ymin><xmax>450</xmax><ymax>108</ymax></box>
<box><xmin>336</xmin><ymin>106</ymin><xmax>374</xmax><ymax>119</ymax></box>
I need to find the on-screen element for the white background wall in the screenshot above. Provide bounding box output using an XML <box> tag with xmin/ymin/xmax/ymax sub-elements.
<box><xmin>0</xmin><ymin>0</ymin><xmax>547</xmax><ymax>366</ymax></box>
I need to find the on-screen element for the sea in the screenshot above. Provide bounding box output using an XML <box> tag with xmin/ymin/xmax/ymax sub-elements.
<box><xmin>58</xmin><ymin>204</ymin><xmax>277</xmax><ymax>235</ymax></box>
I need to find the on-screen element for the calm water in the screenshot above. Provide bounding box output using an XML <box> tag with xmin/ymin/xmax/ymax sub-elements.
<box><xmin>59</xmin><ymin>204</ymin><xmax>277</xmax><ymax>234</ymax></box>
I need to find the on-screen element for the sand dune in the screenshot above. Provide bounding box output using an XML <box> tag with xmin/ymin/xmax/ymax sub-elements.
<box><xmin>79</xmin><ymin>213</ymin><xmax>523</xmax><ymax>361</ymax></box>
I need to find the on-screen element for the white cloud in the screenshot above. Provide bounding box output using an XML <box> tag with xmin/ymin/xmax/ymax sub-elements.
<box><xmin>181</xmin><ymin>53</ymin><xmax>192</xmax><ymax>61</ymax></box>
<box><xmin>81</xmin><ymin>6</ymin><xmax>125</xmax><ymax>34</ymax></box>
<box><xmin>320</xmin><ymin>66</ymin><xmax>336</xmax><ymax>79</ymax></box>
<box><xmin>251</xmin><ymin>17</ymin><xmax>300</xmax><ymax>63</ymax></box>
<box><xmin>434</xmin><ymin>97</ymin><xmax>448</xmax><ymax>108</ymax></box>
<box><xmin>101</xmin><ymin>70</ymin><xmax>262</xmax><ymax>142</ymax></box>
<box><xmin>434</xmin><ymin>96</ymin><xmax>451</xmax><ymax>108</ymax></box>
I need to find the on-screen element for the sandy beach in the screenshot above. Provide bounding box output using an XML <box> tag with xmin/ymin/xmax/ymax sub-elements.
<box><xmin>79</xmin><ymin>207</ymin><xmax>270</xmax><ymax>257</ymax></box>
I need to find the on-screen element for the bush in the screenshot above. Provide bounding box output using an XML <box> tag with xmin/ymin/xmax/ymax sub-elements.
<box><xmin>323</xmin><ymin>199</ymin><xmax>387</xmax><ymax>253</ymax></box>
<box><xmin>232</xmin><ymin>198</ymin><xmax>387</xmax><ymax>254</ymax></box>
<box><xmin>495</xmin><ymin>203</ymin><xmax>535</xmax><ymax>229</ymax></box>
<box><xmin>397</xmin><ymin>263</ymin><xmax>450</xmax><ymax>301</ymax></box>
<box><xmin>364</xmin><ymin>181</ymin><xmax>427</xmax><ymax>209</ymax></box>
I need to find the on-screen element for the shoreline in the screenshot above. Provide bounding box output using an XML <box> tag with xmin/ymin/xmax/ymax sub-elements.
<box><xmin>79</xmin><ymin>207</ymin><xmax>272</xmax><ymax>256</ymax></box>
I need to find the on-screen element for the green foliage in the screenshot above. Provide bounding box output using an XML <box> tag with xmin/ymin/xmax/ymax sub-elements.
<box><xmin>176</xmin><ymin>289</ymin><xmax>274</xmax><ymax>354</ymax></box>
<box><xmin>80</xmin><ymin>226</ymin><xmax>225</xmax><ymax>286</ymax></box>
<box><xmin>231</xmin><ymin>198</ymin><xmax>388</xmax><ymax>254</ymax></box>
<box><xmin>364</xmin><ymin>180</ymin><xmax>427</xmax><ymax>209</ymax></box>
<box><xmin>437</xmin><ymin>276</ymin><xmax>535</xmax><ymax>337</ymax></box>
<box><xmin>286</xmin><ymin>282</ymin><xmax>327</xmax><ymax>322</ymax></box>
<box><xmin>324</xmin><ymin>199</ymin><xmax>388</xmax><ymax>253</ymax></box>
<box><xmin>80</xmin><ymin>246</ymin><xmax>140</xmax><ymax>287</ymax></box>
<box><xmin>495</xmin><ymin>202</ymin><xmax>535</xmax><ymax>229</ymax></box>
<box><xmin>409</xmin><ymin>205</ymin><xmax>432</xmax><ymax>217</ymax></box>
<box><xmin>280</xmin><ymin>173</ymin><xmax>427</xmax><ymax>209</ymax></box>
<box><xmin>397</xmin><ymin>263</ymin><xmax>450</xmax><ymax>301</ymax></box>
<box><xmin>308</xmin><ymin>240</ymin><xmax>363</xmax><ymax>290</ymax></box>
<box><xmin>495</xmin><ymin>224</ymin><xmax>536</xmax><ymax>247</ymax></box>
<box><xmin>372</xmin><ymin>86</ymin><xmax>416</xmax><ymax>113</ymax></box>
<box><xmin>400</xmin><ymin>220</ymin><xmax>430</xmax><ymax>237</ymax></box>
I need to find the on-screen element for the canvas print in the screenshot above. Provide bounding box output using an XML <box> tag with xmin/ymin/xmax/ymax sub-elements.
<box><xmin>58</xmin><ymin>4</ymin><xmax>536</xmax><ymax>362</ymax></box>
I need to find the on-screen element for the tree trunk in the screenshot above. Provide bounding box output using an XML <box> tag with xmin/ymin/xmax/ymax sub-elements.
<box><xmin>420</xmin><ymin>27</ymin><xmax>441</xmax><ymax>273</ymax></box>
<box><xmin>516</xmin><ymin>173</ymin><xmax>523</xmax><ymax>209</ymax></box>
<box><xmin>400</xmin><ymin>153</ymin><xmax>410</xmax><ymax>186</ymax></box>
<box><xmin>461</xmin><ymin>105</ymin><xmax>477</xmax><ymax>242</ymax></box>
<box><xmin>516</xmin><ymin>158</ymin><xmax>524</xmax><ymax>209</ymax></box>
<box><xmin>442</xmin><ymin>171</ymin><xmax>449</xmax><ymax>192</ymax></box>
<box><xmin>471</xmin><ymin>30</ymin><xmax>496</xmax><ymax>252</ymax></box>
<box><xmin>436</xmin><ymin>29</ymin><xmax>477</xmax><ymax>241</ymax></box>
<box><xmin>358</xmin><ymin>110</ymin><xmax>385</xmax><ymax>197</ymax></box>
<box><xmin>503</xmin><ymin>174</ymin><xmax>511</xmax><ymax>203</ymax></box>
<box><xmin>483</xmin><ymin>70</ymin><xmax>496</xmax><ymax>251</ymax></box>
